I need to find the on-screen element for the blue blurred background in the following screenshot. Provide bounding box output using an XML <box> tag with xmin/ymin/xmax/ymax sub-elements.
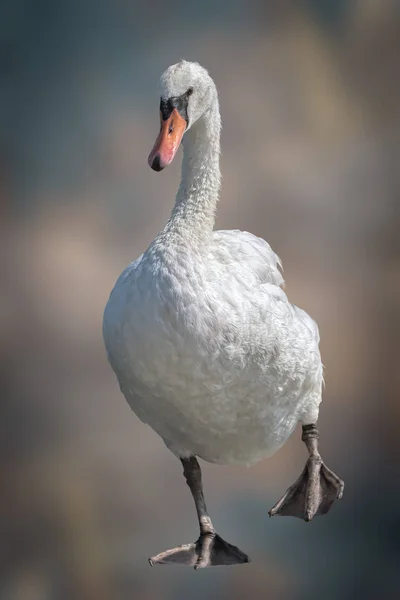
<box><xmin>1</xmin><ymin>1</ymin><xmax>399</xmax><ymax>599</ymax></box>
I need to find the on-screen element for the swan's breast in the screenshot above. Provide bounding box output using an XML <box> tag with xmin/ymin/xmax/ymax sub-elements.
<box><xmin>103</xmin><ymin>250</ymin><xmax>322</xmax><ymax>464</ymax></box>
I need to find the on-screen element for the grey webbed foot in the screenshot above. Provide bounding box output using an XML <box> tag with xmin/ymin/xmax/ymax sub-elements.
<box><xmin>269</xmin><ymin>424</ymin><xmax>344</xmax><ymax>522</ymax></box>
<box><xmin>149</xmin><ymin>533</ymin><xmax>250</xmax><ymax>569</ymax></box>
<box><xmin>149</xmin><ymin>457</ymin><xmax>250</xmax><ymax>569</ymax></box>
<box><xmin>268</xmin><ymin>456</ymin><xmax>344</xmax><ymax>520</ymax></box>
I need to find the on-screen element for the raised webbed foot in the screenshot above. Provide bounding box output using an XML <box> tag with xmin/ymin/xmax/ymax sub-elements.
<box><xmin>268</xmin><ymin>456</ymin><xmax>344</xmax><ymax>521</ymax></box>
<box><xmin>269</xmin><ymin>423</ymin><xmax>344</xmax><ymax>521</ymax></box>
<box><xmin>149</xmin><ymin>532</ymin><xmax>250</xmax><ymax>569</ymax></box>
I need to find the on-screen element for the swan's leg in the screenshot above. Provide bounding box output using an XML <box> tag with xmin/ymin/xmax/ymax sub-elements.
<box><xmin>269</xmin><ymin>424</ymin><xmax>344</xmax><ymax>521</ymax></box>
<box><xmin>149</xmin><ymin>456</ymin><xmax>250</xmax><ymax>569</ymax></box>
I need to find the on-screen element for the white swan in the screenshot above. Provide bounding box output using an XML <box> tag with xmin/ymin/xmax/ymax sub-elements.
<box><xmin>103</xmin><ymin>61</ymin><xmax>344</xmax><ymax>569</ymax></box>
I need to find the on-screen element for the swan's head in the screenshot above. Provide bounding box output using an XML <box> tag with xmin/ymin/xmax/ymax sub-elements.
<box><xmin>148</xmin><ymin>61</ymin><xmax>216</xmax><ymax>172</ymax></box>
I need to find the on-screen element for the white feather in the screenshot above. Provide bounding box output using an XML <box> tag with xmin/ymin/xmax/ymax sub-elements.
<box><xmin>103</xmin><ymin>61</ymin><xmax>323</xmax><ymax>466</ymax></box>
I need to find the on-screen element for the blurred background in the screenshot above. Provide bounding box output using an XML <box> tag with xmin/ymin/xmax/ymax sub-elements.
<box><xmin>1</xmin><ymin>0</ymin><xmax>399</xmax><ymax>598</ymax></box>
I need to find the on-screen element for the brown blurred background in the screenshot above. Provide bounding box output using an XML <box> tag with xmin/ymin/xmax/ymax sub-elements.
<box><xmin>1</xmin><ymin>1</ymin><xmax>399</xmax><ymax>599</ymax></box>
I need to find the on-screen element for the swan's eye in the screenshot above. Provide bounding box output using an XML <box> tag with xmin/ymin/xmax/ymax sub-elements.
<box><xmin>186</xmin><ymin>87</ymin><xmax>194</xmax><ymax>97</ymax></box>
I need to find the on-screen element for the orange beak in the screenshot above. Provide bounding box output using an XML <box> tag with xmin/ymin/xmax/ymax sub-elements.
<box><xmin>148</xmin><ymin>108</ymin><xmax>187</xmax><ymax>171</ymax></box>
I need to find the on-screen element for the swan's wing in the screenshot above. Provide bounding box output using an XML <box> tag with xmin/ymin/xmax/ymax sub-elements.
<box><xmin>212</xmin><ymin>230</ymin><xmax>320</xmax><ymax>367</ymax></box>
<box><xmin>103</xmin><ymin>254</ymin><xmax>143</xmax><ymax>350</ymax></box>
<box><xmin>110</xmin><ymin>254</ymin><xmax>144</xmax><ymax>290</ymax></box>
<box><xmin>212</xmin><ymin>230</ymin><xmax>284</xmax><ymax>288</ymax></box>
<box><xmin>103</xmin><ymin>254</ymin><xmax>147</xmax><ymax>418</ymax></box>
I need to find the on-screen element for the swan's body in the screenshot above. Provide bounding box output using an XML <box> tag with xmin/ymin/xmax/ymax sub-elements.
<box><xmin>104</xmin><ymin>229</ymin><xmax>322</xmax><ymax>465</ymax></box>
<box><xmin>103</xmin><ymin>61</ymin><xmax>343</xmax><ymax>568</ymax></box>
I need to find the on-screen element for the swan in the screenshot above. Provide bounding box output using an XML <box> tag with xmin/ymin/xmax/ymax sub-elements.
<box><xmin>103</xmin><ymin>60</ymin><xmax>344</xmax><ymax>569</ymax></box>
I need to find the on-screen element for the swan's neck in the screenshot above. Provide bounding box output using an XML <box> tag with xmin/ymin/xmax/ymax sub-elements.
<box><xmin>161</xmin><ymin>99</ymin><xmax>221</xmax><ymax>247</ymax></box>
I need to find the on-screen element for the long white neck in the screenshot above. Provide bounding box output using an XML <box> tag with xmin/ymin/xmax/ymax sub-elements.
<box><xmin>160</xmin><ymin>98</ymin><xmax>221</xmax><ymax>248</ymax></box>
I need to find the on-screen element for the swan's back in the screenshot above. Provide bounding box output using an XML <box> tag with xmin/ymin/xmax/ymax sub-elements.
<box><xmin>212</xmin><ymin>230</ymin><xmax>284</xmax><ymax>288</ymax></box>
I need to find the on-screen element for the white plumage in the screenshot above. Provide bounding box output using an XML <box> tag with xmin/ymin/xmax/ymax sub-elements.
<box><xmin>103</xmin><ymin>62</ymin><xmax>322</xmax><ymax>467</ymax></box>
<box><xmin>103</xmin><ymin>61</ymin><xmax>343</xmax><ymax>569</ymax></box>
